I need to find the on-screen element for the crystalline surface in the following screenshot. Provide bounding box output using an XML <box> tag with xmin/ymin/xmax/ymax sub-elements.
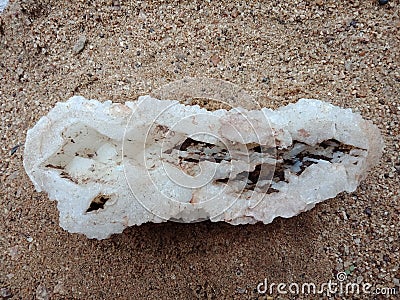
<box><xmin>23</xmin><ymin>96</ymin><xmax>383</xmax><ymax>239</ymax></box>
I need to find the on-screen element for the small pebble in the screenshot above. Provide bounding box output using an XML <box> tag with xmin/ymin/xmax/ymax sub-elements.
<box><xmin>394</xmin><ymin>165</ymin><xmax>400</xmax><ymax>174</ymax></box>
<box><xmin>383</xmin><ymin>254</ymin><xmax>390</xmax><ymax>262</ymax></box>
<box><xmin>16</xmin><ymin>67</ymin><xmax>24</xmax><ymax>77</ymax></box>
<box><xmin>393</xmin><ymin>278</ymin><xmax>399</xmax><ymax>286</ymax></box>
<box><xmin>36</xmin><ymin>285</ymin><xmax>49</xmax><ymax>300</ymax></box>
<box><xmin>0</xmin><ymin>288</ymin><xmax>12</xmax><ymax>299</ymax></box>
<box><xmin>344</xmin><ymin>61</ymin><xmax>352</xmax><ymax>72</ymax></box>
<box><xmin>73</xmin><ymin>35</ymin><xmax>87</xmax><ymax>54</ymax></box>
<box><xmin>210</xmin><ymin>54</ymin><xmax>220</xmax><ymax>67</ymax></box>
<box><xmin>7</xmin><ymin>171</ymin><xmax>18</xmax><ymax>180</ymax></box>
<box><xmin>8</xmin><ymin>246</ymin><xmax>19</xmax><ymax>259</ymax></box>
<box><xmin>10</xmin><ymin>144</ymin><xmax>20</xmax><ymax>155</ymax></box>
<box><xmin>349</xmin><ymin>19</ymin><xmax>357</xmax><ymax>27</ymax></box>
<box><xmin>231</xmin><ymin>9</ymin><xmax>239</xmax><ymax>18</ymax></box>
<box><xmin>378</xmin><ymin>0</ymin><xmax>389</xmax><ymax>5</ymax></box>
<box><xmin>364</xmin><ymin>207</ymin><xmax>372</xmax><ymax>216</ymax></box>
<box><xmin>53</xmin><ymin>282</ymin><xmax>66</xmax><ymax>295</ymax></box>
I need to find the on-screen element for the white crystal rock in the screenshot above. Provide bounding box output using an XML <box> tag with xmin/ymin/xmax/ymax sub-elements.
<box><xmin>23</xmin><ymin>96</ymin><xmax>383</xmax><ymax>239</ymax></box>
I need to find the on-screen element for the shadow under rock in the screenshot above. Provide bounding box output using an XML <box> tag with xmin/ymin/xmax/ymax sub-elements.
<box><xmin>76</xmin><ymin>206</ymin><xmax>334</xmax><ymax>298</ymax></box>
<box><xmin>103</xmin><ymin>208</ymin><xmax>325</xmax><ymax>275</ymax></box>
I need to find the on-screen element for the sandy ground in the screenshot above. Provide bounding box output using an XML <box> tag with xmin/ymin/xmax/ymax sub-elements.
<box><xmin>0</xmin><ymin>0</ymin><xmax>399</xmax><ymax>299</ymax></box>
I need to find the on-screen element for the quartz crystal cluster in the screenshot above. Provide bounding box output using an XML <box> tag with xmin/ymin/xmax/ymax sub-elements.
<box><xmin>23</xmin><ymin>96</ymin><xmax>383</xmax><ymax>239</ymax></box>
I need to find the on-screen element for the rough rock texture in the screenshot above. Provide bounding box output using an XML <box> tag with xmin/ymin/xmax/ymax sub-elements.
<box><xmin>23</xmin><ymin>96</ymin><xmax>383</xmax><ymax>239</ymax></box>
